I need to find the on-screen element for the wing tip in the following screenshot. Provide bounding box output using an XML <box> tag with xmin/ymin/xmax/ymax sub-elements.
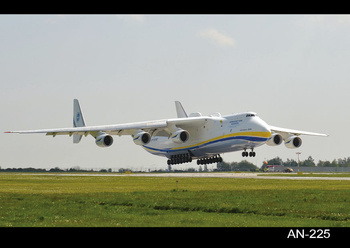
<box><xmin>313</xmin><ymin>133</ymin><xmax>329</xmax><ymax>137</ymax></box>
<box><xmin>4</xmin><ymin>131</ymin><xmax>12</xmax><ymax>133</ymax></box>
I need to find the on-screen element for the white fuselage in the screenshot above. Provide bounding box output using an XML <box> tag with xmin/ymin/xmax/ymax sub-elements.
<box><xmin>142</xmin><ymin>112</ymin><xmax>271</xmax><ymax>159</ymax></box>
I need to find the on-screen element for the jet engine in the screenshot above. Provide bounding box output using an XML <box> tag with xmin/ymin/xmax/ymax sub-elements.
<box><xmin>171</xmin><ymin>129</ymin><xmax>189</xmax><ymax>143</ymax></box>
<box><xmin>284</xmin><ymin>135</ymin><xmax>302</xmax><ymax>149</ymax></box>
<box><xmin>95</xmin><ymin>133</ymin><xmax>113</xmax><ymax>147</ymax></box>
<box><xmin>266</xmin><ymin>133</ymin><xmax>283</xmax><ymax>146</ymax></box>
<box><xmin>133</xmin><ymin>131</ymin><xmax>151</xmax><ymax>145</ymax></box>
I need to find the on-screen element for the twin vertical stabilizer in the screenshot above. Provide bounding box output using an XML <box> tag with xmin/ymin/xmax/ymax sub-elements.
<box><xmin>175</xmin><ymin>101</ymin><xmax>188</xmax><ymax>118</ymax></box>
<box><xmin>72</xmin><ymin>100</ymin><xmax>186</xmax><ymax>143</ymax></box>
<box><xmin>73</xmin><ymin>99</ymin><xmax>86</xmax><ymax>143</ymax></box>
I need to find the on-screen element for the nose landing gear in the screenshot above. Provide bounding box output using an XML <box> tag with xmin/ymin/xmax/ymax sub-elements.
<box><xmin>242</xmin><ymin>149</ymin><xmax>256</xmax><ymax>157</ymax></box>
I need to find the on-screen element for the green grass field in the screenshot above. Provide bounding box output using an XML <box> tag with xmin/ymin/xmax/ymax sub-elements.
<box><xmin>258</xmin><ymin>173</ymin><xmax>350</xmax><ymax>178</ymax></box>
<box><xmin>0</xmin><ymin>173</ymin><xmax>349</xmax><ymax>227</ymax></box>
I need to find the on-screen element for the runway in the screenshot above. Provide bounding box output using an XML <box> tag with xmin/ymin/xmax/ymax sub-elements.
<box><xmin>120</xmin><ymin>172</ymin><xmax>350</xmax><ymax>180</ymax></box>
<box><xmin>29</xmin><ymin>172</ymin><xmax>350</xmax><ymax>180</ymax></box>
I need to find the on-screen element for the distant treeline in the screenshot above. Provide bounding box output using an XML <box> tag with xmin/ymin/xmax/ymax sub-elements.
<box><xmin>266</xmin><ymin>156</ymin><xmax>350</xmax><ymax>167</ymax></box>
<box><xmin>1</xmin><ymin>156</ymin><xmax>350</xmax><ymax>173</ymax></box>
<box><xmin>0</xmin><ymin>167</ymin><xmax>113</xmax><ymax>173</ymax></box>
<box><xmin>0</xmin><ymin>166</ymin><xmax>197</xmax><ymax>173</ymax></box>
<box><xmin>215</xmin><ymin>156</ymin><xmax>350</xmax><ymax>172</ymax></box>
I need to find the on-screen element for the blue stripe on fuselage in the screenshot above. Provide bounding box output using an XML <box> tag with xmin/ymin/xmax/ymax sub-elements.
<box><xmin>143</xmin><ymin>135</ymin><xmax>269</xmax><ymax>154</ymax></box>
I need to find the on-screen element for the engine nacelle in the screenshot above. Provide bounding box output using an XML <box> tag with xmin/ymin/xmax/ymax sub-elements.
<box><xmin>95</xmin><ymin>134</ymin><xmax>113</xmax><ymax>147</ymax></box>
<box><xmin>133</xmin><ymin>131</ymin><xmax>151</xmax><ymax>145</ymax></box>
<box><xmin>171</xmin><ymin>129</ymin><xmax>189</xmax><ymax>143</ymax></box>
<box><xmin>266</xmin><ymin>133</ymin><xmax>283</xmax><ymax>146</ymax></box>
<box><xmin>284</xmin><ymin>135</ymin><xmax>302</xmax><ymax>149</ymax></box>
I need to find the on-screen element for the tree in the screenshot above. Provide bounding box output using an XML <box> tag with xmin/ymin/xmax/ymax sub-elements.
<box><xmin>284</xmin><ymin>158</ymin><xmax>298</xmax><ymax>167</ymax></box>
<box><xmin>229</xmin><ymin>161</ymin><xmax>239</xmax><ymax>171</ymax></box>
<box><xmin>317</xmin><ymin>160</ymin><xmax>331</xmax><ymax>167</ymax></box>
<box><xmin>300</xmin><ymin>156</ymin><xmax>316</xmax><ymax>167</ymax></box>
<box><xmin>337</xmin><ymin>157</ymin><xmax>350</xmax><ymax>167</ymax></box>
<box><xmin>49</xmin><ymin>167</ymin><xmax>64</xmax><ymax>172</ymax></box>
<box><xmin>217</xmin><ymin>160</ymin><xmax>257</xmax><ymax>171</ymax></box>
<box><xmin>267</xmin><ymin>157</ymin><xmax>283</xmax><ymax>165</ymax></box>
<box><xmin>237</xmin><ymin>160</ymin><xmax>258</xmax><ymax>171</ymax></box>
<box><xmin>331</xmin><ymin>159</ymin><xmax>338</xmax><ymax>167</ymax></box>
<box><xmin>217</xmin><ymin>161</ymin><xmax>231</xmax><ymax>171</ymax></box>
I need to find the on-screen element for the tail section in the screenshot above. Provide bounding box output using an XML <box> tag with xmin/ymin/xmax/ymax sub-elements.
<box><xmin>175</xmin><ymin>101</ymin><xmax>188</xmax><ymax>118</ymax></box>
<box><xmin>73</xmin><ymin>99</ymin><xmax>86</xmax><ymax>143</ymax></box>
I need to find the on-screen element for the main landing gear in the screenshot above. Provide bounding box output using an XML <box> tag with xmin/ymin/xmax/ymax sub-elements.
<box><xmin>167</xmin><ymin>154</ymin><xmax>223</xmax><ymax>165</ymax></box>
<box><xmin>197</xmin><ymin>155</ymin><xmax>223</xmax><ymax>165</ymax></box>
<box><xmin>242</xmin><ymin>149</ymin><xmax>256</xmax><ymax>157</ymax></box>
<box><xmin>167</xmin><ymin>153</ymin><xmax>192</xmax><ymax>165</ymax></box>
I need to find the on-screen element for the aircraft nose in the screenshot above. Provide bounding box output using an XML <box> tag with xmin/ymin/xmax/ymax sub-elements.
<box><xmin>257</xmin><ymin>119</ymin><xmax>271</xmax><ymax>137</ymax></box>
<box><xmin>263</xmin><ymin>124</ymin><xmax>271</xmax><ymax>137</ymax></box>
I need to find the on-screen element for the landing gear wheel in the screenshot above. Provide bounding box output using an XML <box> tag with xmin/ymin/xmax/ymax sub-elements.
<box><xmin>242</xmin><ymin>151</ymin><xmax>249</xmax><ymax>157</ymax></box>
<box><xmin>197</xmin><ymin>154</ymin><xmax>222</xmax><ymax>165</ymax></box>
<box><xmin>242</xmin><ymin>150</ymin><xmax>255</xmax><ymax>157</ymax></box>
<box><xmin>169</xmin><ymin>153</ymin><xmax>192</xmax><ymax>165</ymax></box>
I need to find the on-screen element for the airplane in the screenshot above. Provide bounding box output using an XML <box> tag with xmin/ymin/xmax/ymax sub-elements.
<box><xmin>5</xmin><ymin>99</ymin><xmax>328</xmax><ymax>166</ymax></box>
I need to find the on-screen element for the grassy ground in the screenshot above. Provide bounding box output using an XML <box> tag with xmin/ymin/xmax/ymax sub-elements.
<box><xmin>258</xmin><ymin>173</ymin><xmax>350</xmax><ymax>177</ymax></box>
<box><xmin>0</xmin><ymin>173</ymin><xmax>349</xmax><ymax>227</ymax></box>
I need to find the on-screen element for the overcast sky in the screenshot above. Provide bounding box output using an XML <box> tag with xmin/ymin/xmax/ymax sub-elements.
<box><xmin>1</xmin><ymin>15</ymin><xmax>349</xmax><ymax>170</ymax></box>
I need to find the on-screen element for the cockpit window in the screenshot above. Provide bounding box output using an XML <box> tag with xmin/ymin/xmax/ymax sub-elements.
<box><xmin>246</xmin><ymin>114</ymin><xmax>255</xmax><ymax>117</ymax></box>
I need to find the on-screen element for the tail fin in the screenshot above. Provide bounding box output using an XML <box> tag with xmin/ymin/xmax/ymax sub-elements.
<box><xmin>175</xmin><ymin>101</ymin><xmax>188</xmax><ymax>118</ymax></box>
<box><xmin>73</xmin><ymin>99</ymin><xmax>86</xmax><ymax>143</ymax></box>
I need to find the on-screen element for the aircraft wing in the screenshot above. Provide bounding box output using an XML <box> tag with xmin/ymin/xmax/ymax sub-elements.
<box><xmin>5</xmin><ymin>120</ymin><xmax>168</xmax><ymax>136</ymax></box>
<box><xmin>5</xmin><ymin>117</ymin><xmax>208</xmax><ymax>137</ymax></box>
<box><xmin>5</xmin><ymin>99</ymin><xmax>208</xmax><ymax>146</ymax></box>
<box><xmin>269</xmin><ymin>125</ymin><xmax>328</xmax><ymax>139</ymax></box>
